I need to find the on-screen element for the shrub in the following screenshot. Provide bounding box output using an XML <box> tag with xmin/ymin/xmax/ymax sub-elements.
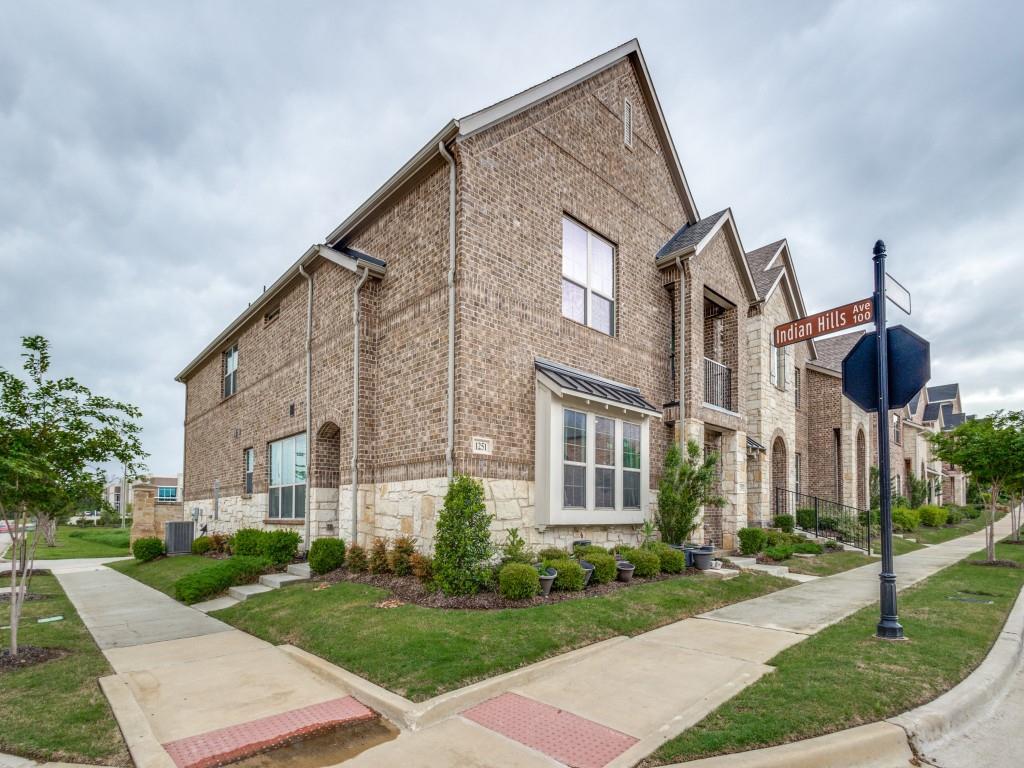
<box><xmin>433</xmin><ymin>475</ymin><xmax>493</xmax><ymax>596</ymax></box>
<box><xmin>764</xmin><ymin>529</ymin><xmax>787</xmax><ymax>548</ymax></box>
<box><xmin>824</xmin><ymin>539</ymin><xmax>843</xmax><ymax>551</ymax></box>
<box><xmin>577</xmin><ymin>544</ymin><xmax>611</xmax><ymax>560</ymax></box>
<box><xmin>132</xmin><ymin>536</ymin><xmax>164</xmax><ymax>562</ymax></box>
<box><xmin>964</xmin><ymin>504</ymin><xmax>982</xmax><ymax>520</ymax></box>
<box><xmin>543</xmin><ymin>557</ymin><xmax>585</xmax><ymax>591</ymax></box>
<box><xmin>191</xmin><ymin>536</ymin><xmax>213</xmax><ymax>556</ymax></box>
<box><xmin>264</xmin><ymin>530</ymin><xmax>301</xmax><ymax>566</ymax></box>
<box><xmin>858</xmin><ymin>509</ymin><xmax>880</xmax><ymax>527</ymax></box>
<box><xmin>773</xmin><ymin>515</ymin><xmax>794</xmax><ymax>533</ymax></box>
<box><xmin>618</xmin><ymin>547</ymin><xmax>660</xmax><ymax>578</ymax></box>
<box><xmin>919</xmin><ymin>505</ymin><xmax>949</xmax><ymax>527</ymax></box>
<box><xmin>369</xmin><ymin>539</ymin><xmax>391</xmax><ymax>574</ymax></box>
<box><xmin>795</xmin><ymin>508</ymin><xmax>816</xmax><ymax>530</ymax></box>
<box><xmin>308</xmin><ymin>538</ymin><xmax>346</xmax><ymax>575</ymax></box>
<box><xmin>410</xmin><ymin>552</ymin><xmax>433</xmax><ymax>582</ymax></box>
<box><xmin>498</xmin><ymin>563</ymin><xmax>540</xmax><ymax>599</ymax></box>
<box><xmin>818</xmin><ymin>516</ymin><xmax>840</xmax><ymax>532</ymax></box>
<box><xmin>792</xmin><ymin>541</ymin><xmax>824</xmax><ymax>555</ymax></box>
<box><xmin>209</xmin><ymin>533</ymin><xmax>230</xmax><ymax>554</ymax></box>
<box><xmin>892</xmin><ymin>506</ymin><xmax>920</xmax><ymax>532</ymax></box>
<box><xmin>945</xmin><ymin>506</ymin><xmax>965</xmax><ymax>525</ymax></box>
<box><xmin>657</xmin><ymin>441</ymin><xmax>724</xmax><ymax>545</ymax></box>
<box><xmin>586</xmin><ymin>552</ymin><xmax>617</xmax><ymax>583</ymax></box>
<box><xmin>538</xmin><ymin>547</ymin><xmax>567</xmax><ymax>562</ymax></box>
<box><xmin>501</xmin><ymin>528</ymin><xmax>532</xmax><ymax>565</ymax></box>
<box><xmin>390</xmin><ymin>536</ymin><xmax>416</xmax><ymax>576</ymax></box>
<box><xmin>174</xmin><ymin>556</ymin><xmax>270</xmax><ymax>604</ymax></box>
<box><xmin>232</xmin><ymin>528</ymin><xmax>267</xmax><ymax>557</ymax></box>
<box><xmin>738</xmin><ymin>528</ymin><xmax>767</xmax><ymax>556</ymax></box>
<box><xmin>763</xmin><ymin>545</ymin><xmax>793</xmax><ymax>562</ymax></box>
<box><xmin>346</xmin><ymin>543</ymin><xmax>368</xmax><ymax>572</ymax></box>
<box><xmin>653</xmin><ymin>544</ymin><xmax>685</xmax><ymax>574</ymax></box>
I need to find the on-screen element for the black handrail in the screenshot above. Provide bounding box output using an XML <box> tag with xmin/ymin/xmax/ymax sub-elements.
<box><xmin>773</xmin><ymin>486</ymin><xmax>873</xmax><ymax>553</ymax></box>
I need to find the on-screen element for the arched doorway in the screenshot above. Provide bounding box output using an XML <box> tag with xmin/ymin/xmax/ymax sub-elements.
<box><xmin>771</xmin><ymin>436</ymin><xmax>787</xmax><ymax>520</ymax></box>
<box><xmin>856</xmin><ymin>429</ymin><xmax>867</xmax><ymax>509</ymax></box>
<box><xmin>313</xmin><ymin>421</ymin><xmax>341</xmax><ymax>489</ymax></box>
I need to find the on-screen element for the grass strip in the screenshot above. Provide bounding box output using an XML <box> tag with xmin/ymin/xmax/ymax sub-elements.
<box><xmin>108</xmin><ymin>554</ymin><xmax>228</xmax><ymax>596</ymax></box>
<box><xmin>33</xmin><ymin>526</ymin><xmax>130</xmax><ymax>560</ymax></box>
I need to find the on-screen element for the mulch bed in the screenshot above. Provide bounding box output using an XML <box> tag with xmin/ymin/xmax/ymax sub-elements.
<box><xmin>0</xmin><ymin>592</ymin><xmax>50</xmax><ymax>603</ymax></box>
<box><xmin>0</xmin><ymin>645</ymin><xmax>67</xmax><ymax>672</ymax></box>
<box><xmin>319</xmin><ymin>567</ymin><xmax>708</xmax><ymax>610</ymax></box>
<box><xmin>970</xmin><ymin>559</ymin><xmax>1021</xmax><ymax>568</ymax></box>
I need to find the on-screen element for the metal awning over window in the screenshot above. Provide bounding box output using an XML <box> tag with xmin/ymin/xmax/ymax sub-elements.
<box><xmin>535</xmin><ymin>358</ymin><xmax>660</xmax><ymax>416</ymax></box>
<box><xmin>746</xmin><ymin>436</ymin><xmax>767</xmax><ymax>453</ymax></box>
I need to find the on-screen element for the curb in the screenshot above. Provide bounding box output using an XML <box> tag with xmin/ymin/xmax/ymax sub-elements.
<box><xmin>98</xmin><ymin>674</ymin><xmax>177</xmax><ymax>768</ymax></box>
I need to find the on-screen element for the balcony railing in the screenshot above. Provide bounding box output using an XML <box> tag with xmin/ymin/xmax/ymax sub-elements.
<box><xmin>704</xmin><ymin>357</ymin><xmax>732</xmax><ymax>411</ymax></box>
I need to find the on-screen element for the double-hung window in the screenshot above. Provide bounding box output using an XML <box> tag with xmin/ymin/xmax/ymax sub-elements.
<box><xmin>223</xmin><ymin>345</ymin><xmax>238</xmax><ymax>398</ymax></box>
<box><xmin>769</xmin><ymin>342</ymin><xmax>786</xmax><ymax>390</ymax></box>
<box><xmin>243</xmin><ymin>448</ymin><xmax>254</xmax><ymax>495</ymax></box>
<box><xmin>622</xmin><ymin>422</ymin><xmax>641</xmax><ymax>509</ymax></box>
<box><xmin>561</xmin><ymin>217</ymin><xmax>615</xmax><ymax>335</ymax></box>
<box><xmin>156</xmin><ymin>486</ymin><xmax>177</xmax><ymax>502</ymax></box>
<box><xmin>269</xmin><ymin>433</ymin><xmax>307</xmax><ymax>519</ymax></box>
<box><xmin>560</xmin><ymin>408</ymin><xmax>643</xmax><ymax>513</ymax></box>
<box><xmin>562</xmin><ymin>410</ymin><xmax>587</xmax><ymax>508</ymax></box>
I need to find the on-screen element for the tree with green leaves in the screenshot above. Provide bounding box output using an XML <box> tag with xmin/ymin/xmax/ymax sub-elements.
<box><xmin>930</xmin><ymin>411</ymin><xmax>1024</xmax><ymax>562</ymax></box>
<box><xmin>656</xmin><ymin>440</ymin><xmax>725</xmax><ymax>546</ymax></box>
<box><xmin>433</xmin><ymin>474</ymin><xmax>493</xmax><ymax>596</ymax></box>
<box><xmin>906</xmin><ymin>468</ymin><xmax>930</xmax><ymax>509</ymax></box>
<box><xmin>1</xmin><ymin>336</ymin><xmax>145</xmax><ymax>655</ymax></box>
<box><xmin>998</xmin><ymin>411</ymin><xmax>1024</xmax><ymax>543</ymax></box>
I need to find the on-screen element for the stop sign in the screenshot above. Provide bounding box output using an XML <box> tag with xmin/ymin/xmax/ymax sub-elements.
<box><xmin>842</xmin><ymin>325</ymin><xmax>931</xmax><ymax>412</ymax></box>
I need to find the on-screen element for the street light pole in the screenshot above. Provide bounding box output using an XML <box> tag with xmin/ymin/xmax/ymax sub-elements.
<box><xmin>873</xmin><ymin>240</ymin><xmax>904</xmax><ymax>639</ymax></box>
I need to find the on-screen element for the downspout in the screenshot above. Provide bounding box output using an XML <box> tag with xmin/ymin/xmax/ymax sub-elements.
<box><xmin>351</xmin><ymin>266</ymin><xmax>370</xmax><ymax>545</ymax></box>
<box><xmin>298</xmin><ymin>264</ymin><xmax>313</xmax><ymax>550</ymax></box>
<box><xmin>438</xmin><ymin>140</ymin><xmax>456</xmax><ymax>480</ymax></box>
<box><xmin>675</xmin><ymin>256</ymin><xmax>686</xmax><ymax>442</ymax></box>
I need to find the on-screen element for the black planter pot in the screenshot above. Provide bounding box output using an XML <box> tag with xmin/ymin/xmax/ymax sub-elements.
<box><xmin>579</xmin><ymin>559</ymin><xmax>595</xmax><ymax>587</ymax></box>
<box><xmin>694</xmin><ymin>546</ymin><xmax>715</xmax><ymax>571</ymax></box>
<box><xmin>682</xmin><ymin>543</ymin><xmax>700</xmax><ymax>568</ymax></box>
<box><xmin>572</xmin><ymin>539</ymin><xmax>592</xmax><ymax>552</ymax></box>
<box><xmin>537</xmin><ymin>566</ymin><xmax>557</xmax><ymax>596</ymax></box>
<box><xmin>616</xmin><ymin>561</ymin><xmax>635</xmax><ymax>582</ymax></box>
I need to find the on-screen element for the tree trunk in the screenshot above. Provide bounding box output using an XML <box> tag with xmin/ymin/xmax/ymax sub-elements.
<box><xmin>41</xmin><ymin>513</ymin><xmax>57</xmax><ymax>547</ymax></box>
<box><xmin>987</xmin><ymin>485</ymin><xmax>999</xmax><ymax>562</ymax></box>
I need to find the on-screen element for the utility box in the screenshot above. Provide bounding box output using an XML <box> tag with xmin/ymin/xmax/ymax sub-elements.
<box><xmin>164</xmin><ymin>520</ymin><xmax>195</xmax><ymax>555</ymax></box>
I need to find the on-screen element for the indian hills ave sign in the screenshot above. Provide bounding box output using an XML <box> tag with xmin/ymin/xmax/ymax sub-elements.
<box><xmin>774</xmin><ymin>299</ymin><xmax>873</xmax><ymax>347</ymax></box>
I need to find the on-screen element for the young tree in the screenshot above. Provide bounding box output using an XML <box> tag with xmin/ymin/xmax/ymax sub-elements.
<box><xmin>1</xmin><ymin>336</ymin><xmax>145</xmax><ymax>655</ymax></box>
<box><xmin>906</xmin><ymin>468</ymin><xmax>929</xmax><ymax>509</ymax></box>
<box><xmin>931</xmin><ymin>411</ymin><xmax>1024</xmax><ymax>562</ymax></box>
<box><xmin>656</xmin><ymin>440</ymin><xmax>725</xmax><ymax>546</ymax></box>
<box><xmin>998</xmin><ymin>411</ymin><xmax>1024</xmax><ymax>543</ymax></box>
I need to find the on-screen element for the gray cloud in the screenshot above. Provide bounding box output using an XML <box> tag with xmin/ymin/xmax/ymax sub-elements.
<box><xmin>2</xmin><ymin>0</ymin><xmax>1022</xmax><ymax>475</ymax></box>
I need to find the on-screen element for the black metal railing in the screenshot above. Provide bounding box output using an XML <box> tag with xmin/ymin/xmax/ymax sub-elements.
<box><xmin>704</xmin><ymin>357</ymin><xmax>732</xmax><ymax>411</ymax></box>
<box><xmin>774</xmin><ymin>487</ymin><xmax>873</xmax><ymax>553</ymax></box>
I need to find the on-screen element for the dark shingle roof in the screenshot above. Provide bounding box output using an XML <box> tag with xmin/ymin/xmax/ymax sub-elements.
<box><xmin>943</xmin><ymin>411</ymin><xmax>967</xmax><ymax>431</ymax></box>
<box><xmin>744</xmin><ymin>240</ymin><xmax>785</xmax><ymax>297</ymax></box>
<box><xmin>923</xmin><ymin>402</ymin><xmax>942</xmax><ymax>422</ymax></box>
<box><xmin>908</xmin><ymin>391</ymin><xmax>921</xmax><ymax>413</ymax></box>
<box><xmin>535</xmin><ymin>358</ymin><xmax>659</xmax><ymax>414</ymax></box>
<box><xmin>812</xmin><ymin>330</ymin><xmax>866</xmax><ymax>373</ymax></box>
<box><xmin>655</xmin><ymin>210</ymin><xmax>728</xmax><ymax>261</ymax></box>
<box><xmin>927</xmin><ymin>383</ymin><xmax>959</xmax><ymax>403</ymax></box>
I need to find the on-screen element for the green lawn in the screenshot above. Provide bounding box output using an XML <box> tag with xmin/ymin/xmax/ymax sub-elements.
<box><xmin>910</xmin><ymin>511</ymin><xmax>1003</xmax><ymax>545</ymax></box>
<box><xmin>0</xmin><ymin>575</ymin><xmax>130</xmax><ymax>765</ymax></box>
<box><xmin>33</xmin><ymin>526</ymin><xmax>131</xmax><ymax>560</ymax></box>
<box><xmin>889</xmin><ymin>535</ymin><xmax>925</xmax><ymax>555</ymax></box>
<box><xmin>779</xmin><ymin>550</ymin><xmax>878</xmax><ymax>577</ymax></box>
<box><xmin>108</xmin><ymin>555</ymin><xmax>227</xmax><ymax>596</ymax></box>
<box><xmin>645</xmin><ymin>541</ymin><xmax>1024</xmax><ymax>765</ymax></box>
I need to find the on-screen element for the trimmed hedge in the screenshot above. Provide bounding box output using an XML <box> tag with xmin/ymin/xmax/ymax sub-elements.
<box><xmin>773</xmin><ymin>514</ymin><xmax>794</xmax><ymax>533</ymax></box>
<box><xmin>586</xmin><ymin>552</ymin><xmax>617</xmax><ymax>584</ymax></box>
<box><xmin>308</xmin><ymin>538</ymin><xmax>346</xmax><ymax>575</ymax></box>
<box><xmin>390</xmin><ymin>536</ymin><xmax>416</xmax><ymax>577</ymax></box>
<box><xmin>892</xmin><ymin>506</ymin><xmax>920</xmax><ymax>532</ymax></box>
<box><xmin>654</xmin><ymin>544</ymin><xmax>685</xmax><ymax>574</ymax></box>
<box><xmin>264</xmin><ymin>530</ymin><xmax>301</xmax><ymax>566</ymax></box>
<box><xmin>763</xmin><ymin>545</ymin><xmax>793</xmax><ymax>562</ymax></box>
<box><xmin>232</xmin><ymin>528</ymin><xmax>266</xmax><ymax>557</ymax></box>
<box><xmin>174</xmin><ymin>556</ymin><xmax>270</xmax><ymax>604</ymax></box>
<box><xmin>738</xmin><ymin>528</ymin><xmax>767</xmax><ymax>556</ymax></box>
<box><xmin>543</xmin><ymin>558</ymin><xmax>585</xmax><ymax>591</ymax></box>
<box><xmin>918</xmin><ymin>505</ymin><xmax>949</xmax><ymax>527</ymax></box>
<box><xmin>498</xmin><ymin>563</ymin><xmax>540</xmax><ymax>599</ymax></box>
<box><xmin>538</xmin><ymin>547</ymin><xmax>568</xmax><ymax>562</ymax></box>
<box><xmin>796</xmin><ymin>508</ymin><xmax>816</xmax><ymax>530</ymax></box>
<box><xmin>577</xmin><ymin>544</ymin><xmax>612</xmax><ymax>559</ymax></box>
<box><xmin>191</xmin><ymin>536</ymin><xmax>213</xmax><ymax>556</ymax></box>
<box><xmin>619</xmin><ymin>547</ymin><xmax>660</xmax><ymax>578</ymax></box>
<box><xmin>132</xmin><ymin>537</ymin><xmax>164</xmax><ymax>562</ymax></box>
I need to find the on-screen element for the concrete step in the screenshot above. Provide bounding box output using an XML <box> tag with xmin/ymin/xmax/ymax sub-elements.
<box><xmin>287</xmin><ymin>562</ymin><xmax>312</xmax><ymax>578</ymax></box>
<box><xmin>699</xmin><ymin>568</ymin><xmax>739</xmax><ymax>580</ymax></box>
<box><xmin>228</xmin><ymin>583</ymin><xmax>274</xmax><ymax>601</ymax></box>
<box><xmin>260</xmin><ymin>572</ymin><xmax>308</xmax><ymax>589</ymax></box>
<box><xmin>192</xmin><ymin>595</ymin><xmax>240</xmax><ymax>613</ymax></box>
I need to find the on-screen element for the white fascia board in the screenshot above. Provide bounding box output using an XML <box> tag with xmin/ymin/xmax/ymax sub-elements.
<box><xmin>536</xmin><ymin>371</ymin><xmax>662</xmax><ymax>419</ymax></box>
<box><xmin>693</xmin><ymin>209</ymin><xmax>760</xmax><ymax>303</ymax></box>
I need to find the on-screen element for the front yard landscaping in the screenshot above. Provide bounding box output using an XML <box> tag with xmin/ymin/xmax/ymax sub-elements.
<box><xmin>644</xmin><ymin>540</ymin><xmax>1024</xmax><ymax>765</ymax></box>
<box><xmin>775</xmin><ymin>549</ymin><xmax>878</xmax><ymax>576</ymax></box>
<box><xmin>910</xmin><ymin>507</ymin><xmax>1005</xmax><ymax>545</ymax></box>
<box><xmin>108</xmin><ymin>554</ymin><xmax>230</xmax><ymax>596</ymax></box>
<box><xmin>0</xmin><ymin>574</ymin><xmax>129</xmax><ymax>765</ymax></box>
<box><xmin>33</xmin><ymin>525</ymin><xmax>131</xmax><ymax>559</ymax></box>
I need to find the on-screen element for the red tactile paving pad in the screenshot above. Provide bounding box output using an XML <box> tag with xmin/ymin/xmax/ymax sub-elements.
<box><xmin>462</xmin><ymin>692</ymin><xmax>638</xmax><ymax>768</ymax></box>
<box><xmin>161</xmin><ymin>696</ymin><xmax>375</xmax><ymax>768</ymax></box>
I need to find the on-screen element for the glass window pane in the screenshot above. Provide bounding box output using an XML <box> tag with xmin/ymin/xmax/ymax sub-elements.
<box><xmin>623</xmin><ymin>423</ymin><xmax>641</xmax><ymax>469</ymax></box>
<box><xmin>623</xmin><ymin>471</ymin><xmax>641</xmax><ymax>509</ymax></box>
<box><xmin>563</xmin><ymin>464</ymin><xmax>585</xmax><ymax>508</ymax></box>
<box><xmin>282</xmin><ymin>485</ymin><xmax>294</xmax><ymax>518</ymax></box>
<box><xmin>595</xmin><ymin>467</ymin><xmax>615</xmax><ymax>509</ymax></box>
<box><xmin>562</xmin><ymin>279</ymin><xmax>585</xmax><ymax>323</ymax></box>
<box><xmin>591</xmin><ymin>237</ymin><xmax>614</xmax><ymax>297</ymax></box>
<box><xmin>562</xmin><ymin>218</ymin><xmax>588</xmax><ymax>284</ymax></box>
<box><xmin>271</xmin><ymin>441</ymin><xmax>282</xmax><ymax>486</ymax></box>
<box><xmin>563</xmin><ymin>409</ymin><xmax>586</xmax><ymax>463</ymax></box>
<box><xmin>294</xmin><ymin>483</ymin><xmax>306</xmax><ymax>519</ymax></box>
<box><xmin>595</xmin><ymin>417</ymin><xmax>615</xmax><ymax>466</ymax></box>
<box><xmin>283</xmin><ymin>437</ymin><xmax>295</xmax><ymax>484</ymax></box>
<box><xmin>591</xmin><ymin>294</ymin><xmax>613</xmax><ymax>335</ymax></box>
<box><xmin>269</xmin><ymin>487</ymin><xmax>280</xmax><ymax>518</ymax></box>
<box><xmin>295</xmin><ymin>433</ymin><xmax>307</xmax><ymax>483</ymax></box>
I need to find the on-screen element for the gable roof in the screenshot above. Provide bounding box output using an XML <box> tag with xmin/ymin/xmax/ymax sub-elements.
<box><xmin>655</xmin><ymin>210</ymin><xmax>728</xmax><ymax>261</ymax></box>
<box><xmin>809</xmin><ymin>330</ymin><xmax>865</xmax><ymax>374</ymax></box>
<box><xmin>535</xmin><ymin>358</ymin><xmax>660</xmax><ymax>415</ymax></box>
<box><xmin>744</xmin><ymin>240</ymin><xmax>786</xmax><ymax>297</ymax></box>
<box><xmin>927</xmin><ymin>383</ymin><xmax>960</xmax><ymax>403</ymax></box>
<box><xmin>923</xmin><ymin>402</ymin><xmax>943</xmax><ymax>422</ymax></box>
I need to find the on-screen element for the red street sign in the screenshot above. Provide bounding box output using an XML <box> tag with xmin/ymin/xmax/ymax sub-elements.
<box><xmin>774</xmin><ymin>298</ymin><xmax>874</xmax><ymax>348</ymax></box>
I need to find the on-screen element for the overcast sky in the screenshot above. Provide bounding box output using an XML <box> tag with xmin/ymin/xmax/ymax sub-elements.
<box><xmin>2</xmin><ymin>0</ymin><xmax>1022</xmax><ymax>476</ymax></box>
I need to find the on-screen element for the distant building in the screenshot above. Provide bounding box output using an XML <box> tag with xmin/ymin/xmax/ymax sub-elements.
<box><xmin>103</xmin><ymin>474</ymin><xmax>183</xmax><ymax>513</ymax></box>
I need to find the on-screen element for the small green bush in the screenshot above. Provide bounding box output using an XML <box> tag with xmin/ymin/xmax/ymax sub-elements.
<box><xmin>964</xmin><ymin>504</ymin><xmax>983</xmax><ymax>520</ymax></box>
<box><xmin>389</xmin><ymin>536</ymin><xmax>416</xmax><ymax>576</ymax></box>
<box><xmin>824</xmin><ymin>539</ymin><xmax>843</xmax><ymax>551</ymax></box>
<box><xmin>773</xmin><ymin>514</ymin><xmax>794</xmax><ymax>533</ymax></box>
<box><xmin>173</xmin><ymin>556</ymin><xmax>270</xmax><ymax>604</ymax></box>
<box><xmin>369</xmin><ymin>538</ymin><xmax>391</xmax><ymax>574</ymax></box>
<box><xmin>501</xmin><ymin>528</ymin><xmax>532</xmax><ymax>565</ymax></box>
<box><xmin>738</xmin><ymin>527</ymin><xmax>767</xmax><ymax>556</ymax></box>
<box><xmin>132</xmin><ymin>536</ymin><xmax>164</xmax><ymax>562</ymax></box>
<box><xmin>209</xmin><ymin>533</ymin><xmax>230</xmax><ymax>553</ymax></box>
<box><xmin>543</xmin><ymin>557</ymin><xmax>585</xmax><ymax>591</ymax></box>
<box><xmin>346</xmin><ymin>543</ymin><xmax>368</xmax><ymax>572</ymax></box>
<box><xmin>763</xmin><ymin>545</ymin><xmax>794</xmax><ymax>562</ymax></box>
<box><xmin>538</xmin><ymin>546</ymin><xmax>567</xmax><ymax>561</ymax></box>
<box><xmin>191</xmin><ymin>536</ymin><xmax>213</xmax><ymax>556</ymax></box>
<box><xmin>618</xmin><ymin>547</ymin><xmax>660</xmax><ymax>578</ymax></box>
<box><xmin>232</xmin><ymin>528</ymin><xmax>267</xmax><ymax>557</ymax></box>
<box><xmin>498</xmin><ymin>563</ymin><xmax>540</xmax><ymax>599</ymax></box>
<box><xmin>586</xmin><ymin>552</ymin><xmax>617</xmax><ymax>583</ymax></box>
<box><xmin>945</xmin><ymin>506</ymin><xmax>965</xmax><ymax>525</ymax></box>
<box><xmin>410</xmin><ymin>552</ymin><xmax>433</xmax><ymax>582</ymax></box>
<box><xmin>577</xmin><ymin>544</ymin><xmax>612</xmax><ymax>560</ymax></box>
<box><xmin>308</xmin><ymin>538</ymin><xmax>346</xmax><ymax>575</ymax></box>
<box><xmin>764</xmin><ymin>529</ymin><xmax>787</xmax><ymax>548</ymax></box>
<box><xmin>892</xmin><ymin>506</ymin><xmax>920</xmax><ymax>532</ymax></box>
<box><xmin>918</xmin><ymin>505</ymin><xmax>949</xmax><ymax>527</ymax></box>
<box><xmin>653</xmin><ymin>544</ymin><xmax>685</xmax><ymax>574</ymax></box>
<box><xmin>433</xmin><ymin>475</ymin><xmax>493</xmax><ymax>596</ymax></box>
<box><xmin>796</xmin><ymin>508</ymin><xmax>816</xmax><ymax>530</ymax></box>
<box><xmin>792</xmin><ymin>541</ymin><xmax>824</xmax><ymax>555</ymax></box>
<box><xmin>818</xmin><ymin>516</ymin><xmax>840</xmax><ymax>532</ymax></box>
<box><xmin>264</xmin><ymin>530</ymin><xmax>301</xmax><ymax>566</ymax></box>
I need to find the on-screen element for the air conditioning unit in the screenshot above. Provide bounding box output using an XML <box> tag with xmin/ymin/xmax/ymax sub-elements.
<box><xmin>165</xmin><ymin>520</ymin><xmax>195</xmax><ymax>555</ymax></box>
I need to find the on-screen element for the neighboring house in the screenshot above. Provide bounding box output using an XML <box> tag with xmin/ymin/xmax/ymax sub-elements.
<box><xmin>102</xmin><ymin>474</ymin><xmax>183</xmax><ymax>513</ymax></box>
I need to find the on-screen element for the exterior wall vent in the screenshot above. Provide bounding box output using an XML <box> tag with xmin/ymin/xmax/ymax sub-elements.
<box><xmin>623</xmin><ymin>97</ymin><xmax>633</xmax><ymax>148</ymax></box>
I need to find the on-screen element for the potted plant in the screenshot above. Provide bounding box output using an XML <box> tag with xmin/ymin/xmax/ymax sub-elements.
<box><xmin>656</xmin><ymin>441</ymin><xmax>724</xmax><ymax>566</ymax></box>
<box><xmin>572</xmin><ymin>539</ymin><xmax>592</xmax><ymax>552</ymax></box>
<box><xmin>536</xmin><ymin>565</ymin><xmax>557</xmax><ymax>596</ymax></box>
<box><xmin>693</xmin><ymin>545</ymin><xmax>716</xmax><ymax>570</ymax></box>
<box><xmin>616</xmin><ymin>560</ymin><xmax>635</xmax><ymax>582</ymax></box>
<box><xmin>578</xmin><ymin>559</ymin><xmax>595</xmax><ymax>587</ymax></box>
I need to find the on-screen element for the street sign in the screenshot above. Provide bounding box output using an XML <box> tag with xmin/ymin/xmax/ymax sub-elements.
<box><xmin>774</xmin><ymin>298</ymin><xmax>873</xmax><ymax>348</ymax></box>
<box><xmin>841</xmin><ymin>325</ymin><xmax>931</xmax><ymax>412</ymax></box>
<box><xmin>886</xmin><ymin>273</ymin><xmax>912</xmax><ymax>314</ymax></box>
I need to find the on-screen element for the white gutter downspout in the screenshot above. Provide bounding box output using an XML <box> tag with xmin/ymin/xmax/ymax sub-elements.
<box><xmin>351</xmin><ymin>266</ymin><xmax>370</xmax><ymax>545</ymax></box>
<box><xmin>438</xmin><ymin>140</ymin><xmax>456</xmax><ymax>480</ymax></box>
<box><xmin>675</xmin><ymin>255</ymin><xmax>686</xmax><ymax>444</ymax></box>
<box><xmin>298</xmin><ymin>264</ymin><xmax>314</xmax><ymax>550</ymax></box>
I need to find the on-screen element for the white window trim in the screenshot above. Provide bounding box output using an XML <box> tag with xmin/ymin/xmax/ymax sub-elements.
<box><xmin>561</xmin><ymin>217</ymin><xmax>616</xmax><ymax>336</ymax></box>
<box><xmin>156</xmin><ymin>486</ymin><xmax>178</xmax><ymax>502</ymax></box>
<box><xmin>268</xmin><ymin>433</ymin><xmax>307</xmax><ymax>519</ymax></box>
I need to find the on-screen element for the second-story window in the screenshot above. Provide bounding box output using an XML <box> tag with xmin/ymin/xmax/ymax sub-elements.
<box><xmin>223</xmin><ymin>345</ymin><xmax>238</xmax><ymax>398</ymax></box>
<box><xmin>157</xmin><ymin>486</ymin><xmax>177</xmax><ymax>502</ymax></box>
<box><xmin>892</xmin><ymin>413</ymin><xmax>902</xmax><ymax>445</ymax></box>
<box><xmin>769</xmin><ymin>342</ymin><xmax>787</xmax><ymax>390</ymax></box>
<box><xmin>244</xmin><ymin>447</ymin><xmax>254</xmax><ymax>495</ymax></box>
<box><xmin>562</xmin><ymin>217</ymin><xmax>615</xmax><ymax>336</ymax></box>
<box><xmin>794</xmin><ymin>367</ymin><xmax>802</xmax><ymax>409</ymax></box>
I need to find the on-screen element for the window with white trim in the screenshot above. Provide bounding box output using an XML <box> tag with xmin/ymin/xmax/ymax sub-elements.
<box><xmin>561</xmin><ymin>217</ymin><xmax>615</xmax><ymax>336</ymax></box>
<box><xmin>268</xmin><ymin>433</ymin><xmax>306</xmax><ymax>519</ymax></box>
<box><xmin>244</xmin><ymin>447</ymin><xmax>254</xmax><ymax>495</ymax></box>
<box><xmin>769</xmin><ymin>342</ymin><xmax>786</xmax><ymax>390</ymax></box>
<box><xmin>558</xmin><ymin>407</ymin><xmax>644</xmax><ymax>514</ymax></box>
<box><xmin>794</xmin><ymin>452</ymin><xmax>802</xmax><ymax>496</ymax></box>
<box><xmin>622</xmin><ymin>422</ymin><xmax>641</xmax><ymax>509</ymax></box>
<box><xmin>223</xmin><ymin>345</ymin><xmax>238</xmax><ymax>398</ymax></box>
<box><xmin>156</xmin><ymin>486</ymin><xmax>177</xmax><ymax>502</ymax></box>
<box><xmin>563</xmin><ymin>409</ymin><xmax>586</xmax><ymax>508</ymax></box>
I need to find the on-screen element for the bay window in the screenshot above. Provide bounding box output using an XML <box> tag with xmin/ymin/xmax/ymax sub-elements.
<box><xmin>268</xmin><ymin>433</ymin><xmax>307</xmax><ymax>519</ymax></box>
